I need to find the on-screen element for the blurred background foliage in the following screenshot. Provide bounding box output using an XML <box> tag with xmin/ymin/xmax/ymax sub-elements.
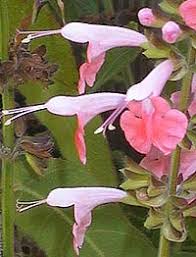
<box><xmin>0</xmin><ymin>0</ymin><xmax>195</xmax><ymax>256</ymax></box>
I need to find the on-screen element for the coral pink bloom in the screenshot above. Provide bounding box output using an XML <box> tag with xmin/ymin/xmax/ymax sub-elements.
<box><xmin>138</xmin><ymin>8</ymin><xmax>157</xmax><ymax>27</ymax></box>
<box><xmin>179</xmin><ymin>0</ymin><xmax>196</xmax><ymax>30</ymax></box>
<box><xmin>17</xmin><ymin>187</ymin><xmax>127</xmax><ymax>255</ymax></box>
<box><xmin>2</xmin><ymin>93</ymin><xmax>126</xmax><ymax>164</ymax></box>
<box><xmin>21</xmin><ymin>22</ymin><xmax>147</xmax><ymax>94</ymax></box>
<box><xmin>162</xmin><ymin>21</ymin><xmax>182</xmax><ymax>44</ymax></box>
<box><xmin>141</xmin><ymin>148</ymin><xmax>196</xmax><ymax>181</ymax></box>
<box><xmin>120</xmin><ymin>96</ymin><xmax>188</xmax><ymax>155</ymax></box>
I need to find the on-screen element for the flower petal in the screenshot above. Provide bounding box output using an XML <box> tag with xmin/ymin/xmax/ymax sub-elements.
<box><xmin>78</xmin><ymin>53</ymin><xmax>105</xmax><ymax>94</ymax></box>
<box><xmin>126</xmin><ymin>60</ymin><xmax>174</xmax><ymax>101</ymax></box>
<box><xmin>120</xmin><ymin>101</ymin><xmax>153</xmax><ymax>153</ymax></box>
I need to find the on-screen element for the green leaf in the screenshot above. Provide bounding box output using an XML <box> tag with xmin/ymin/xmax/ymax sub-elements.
<box><xmin>143</xmin><ymin>47</ymin><xmax>170</xmax><ymax>59</ymax></box>
<box><xmin>93</xmin><ymin>47</ymin><xmax>140</xmax><ymax>91</ymax></box>
<box><xmin>63</xmin><ymin>0</ymin><xmax>99</xmax><ymax>21</ymax></box>
<box><xmin>159</xmin><ymin>0</ymin><xmax>180</xmax><ymax>15</ymax></box>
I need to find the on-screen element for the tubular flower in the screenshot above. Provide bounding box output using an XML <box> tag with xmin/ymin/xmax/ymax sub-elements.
<box><xmin>179</xmin><ymin>0</ymin><xmax>196</xmax><ymax>30</ymax></box>
<box><xmin>2</xmin><ymin>93</ymin><xmax>126</xmax><ymax>164</ymax></box>
<box><xmin>17</xmin><ymin>187</ymin><xmax>127</xmax><ymax>255</ymax></box>
<box><xmin>120</xmin><ymin>96</ymin><xmax>188</xmax><ymax>155</ymax></box>
<box><xmin>1</xmin><ymin>60</ymin><xmax>174</xmax><ymax>163</ymax></box>
<box><xmin>21</xmin><ymin>22</ymin><xmax>147</xmax><ymax>94</ymax></box>
<box><xmin>138</xmin><ymin>8</ymin><xmax>157</xmax><ymax>27</ymax></box>
<box><xmin>140</xmin><ymin>147</ymin><xmax>196</xmax><ymax>181</ymax></box>
<box><xmin>162</xmin><ymin>21</ymin><xmax>182</xmax><ymax>44</ymax></box>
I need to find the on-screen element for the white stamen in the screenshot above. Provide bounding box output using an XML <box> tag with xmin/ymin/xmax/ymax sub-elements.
<box><xmin>17</xmin><ymin>199</ymin><xmax>46</xmax><ymax>212</ymax></box>
<box><xmin>20</xmin><ymin>29</ymin><xmax>61</xmax><ymax>43</ymax></box>
<box><xmin>108</xmin><ymin>124</ymin><xmax>116</xmax><ymax>131</ymax></box>
<box><xmin>22</xmin><ymin>36</ymin><xmax>31</xmax><ymax>43</ymax></box>
<box><xmin>94</xmin><ymin>127</ymin><xmax>104</xmax><ymax>134</ymax></box>
<box><xmin>2</xmin><ymin>104</ymin><xmax>46</xmax><ymax>125</ymax></box>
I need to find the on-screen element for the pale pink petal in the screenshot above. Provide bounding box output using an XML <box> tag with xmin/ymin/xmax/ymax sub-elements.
<box><xmin>180</xmin><ymin>150</ymin><xmax>196</xmax><ymax>180</ymax></box>
<box><xmin>162</xmin><ymin>21</ymin><xmax>182</xmax><ymax>44</ymax></box>
<box><xmin>126</xmin><ymin>60</ymin><xmax>174</xmax><ymax>101</ymax></box>
<box><xmin>179</xmin><ymin>0</ymin><xmax>196</xmax><ymax>30</ymax></box>
<box><xmin>61</xmin><ymin>22</ymin><xmax>148</xmax><ymax>47</ymax></box>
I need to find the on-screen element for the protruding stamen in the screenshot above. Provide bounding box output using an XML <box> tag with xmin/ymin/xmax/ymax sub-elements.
<box><xmin>16</xmin><ymin>199</ymin><xmax>46</xmax><ymax>212</ymax></box>
<box><xmin>94</xmin><ymin>101</ymin><xmax>128</xmax><ymax>135</ymax></box>
<box><xmin>108</xmin><ymin>124</ymin><xmax>116</xmax><ymax>131</ymax></box>
<box><xmin>2</xmin><ymin>104</ymin><xmax>46</xmax><ymax>125</ymax></box>
<box><xmin>94</xmin><ymin>127</ymin><xmax>104</xmax><ymax>135</ymax></box>
<box><xmin>20</xmin><ymin>29</ymin><xmax>61</xmax><ymax>43</ymax></box>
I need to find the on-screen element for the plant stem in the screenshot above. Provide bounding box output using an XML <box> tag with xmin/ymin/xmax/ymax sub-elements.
<box><xmin>158</xmin><ymin>45</ymin><xmax>196</xmax><ymax>257</ymax></box>
<box><xmin>158</xmin><ymin>233</ymin><xmax>170</xmax><ymax>257</ymax></box>
<box><xmin>0</xmin><ymin>1</ymin><xmax>15</xmax><ymax>257</ymax></box>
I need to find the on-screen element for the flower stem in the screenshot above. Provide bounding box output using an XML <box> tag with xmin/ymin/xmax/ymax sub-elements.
<box><xmin>0</xmin><ymin>1</ymin><xmax>15</xmax><ymax>257</ymax></box>
<box><xmin>158</xmin><ymin>232</ymin><xmax>170</xmax><ymax>257</ymax></box>
<box><xmin>158</xmin><ymin>45</ymin><xmax>196</xmax><ymax>257</ymax></box>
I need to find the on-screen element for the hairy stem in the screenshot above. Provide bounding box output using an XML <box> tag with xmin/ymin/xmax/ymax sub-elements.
<box><xmin>0</xmin><ymin>1</ymin><xmax>15</xmax><ymax>257</ymax></box>
<box><xmin>158</xmin><ymin>45</ymin><xmax>196</xmax><ymax>257</ymax></box>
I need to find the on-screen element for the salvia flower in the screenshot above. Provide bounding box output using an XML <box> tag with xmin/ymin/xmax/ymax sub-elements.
<box><xmin>21</xmin><ymin>22</ymin><xmax>148</xmax><ymax>94</ymax></box>
<box><xmin>138</xmin><ymin>8</ymin><xmax>157</xmax><ymax>27</ymax></box>
<box><xmin>162</xmin><ymin>21</ymin><xmax>182</xmax><ymax>44</ymax></box>
<box><xmin>2</xmin><ymin>60</ymin><xmax>175</xmax><ymax>163</ymax></box>
<box><xmin>17</xmin><ymin>187</ymin><xmax>127</xmax><ymax>255</ymax></box>
<box><xmin>179</xmin><ymin>0</ymin><xmax>196</xmax><ymax>31</ymax></box>
<box><xmin>2</xmin><ymin>93</ymin><xmax>126</xmax><ymax>164</ymax></box>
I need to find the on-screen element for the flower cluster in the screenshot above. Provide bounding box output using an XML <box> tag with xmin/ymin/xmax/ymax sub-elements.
<box><xmin>2</xmin><ymin>1</ymin><xmax>196</xmax><ymax>255</ymax></box>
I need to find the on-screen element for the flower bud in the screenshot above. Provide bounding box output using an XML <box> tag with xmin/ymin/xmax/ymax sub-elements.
<box><xmin>162</xmin><ymin>21</ymin><xmax>182</xmax><ymax>44</ymax></box>
<box><xmin>138</xmin><ymin>8</ymin><xmax>157</xmax><ymax>27</ymax></box>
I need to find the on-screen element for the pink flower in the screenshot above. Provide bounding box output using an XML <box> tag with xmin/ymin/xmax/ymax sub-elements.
<box><xmin>120</xmin><ymin>96</ymin><xmax>188</xmax><ymax>155</ymax></box>
<box><xmin>179</xmin><ymin>0</ymin><xmax>196</xmax><ymax>30</ymax></box>
<box><xmin>138</xmin><ymin>8</ymin><xmax>157</xmax><ymax>27</ymax></box>
<box><xmin>21</xmin><ymin>22</ymin><xmax>147</xmax><ymax>94</ymax></box>
<box><xmin>2</xmin><ymin>93</ymin><xmax>126</xmax><ymax>164</ymax></box>
<box><xmin>17</xmin><ymin>187</ymin><xmax>127</xmax><ymax>255</ymax></box>
<box><xmin>140</xmin><ymin>148</ymin><xmax>196</xmax><ymax>181</ymax></box>
<box><xmin>2</xmin><ymin>60</ymin><xmax>174</xmax><ymax>163</ymax></box>
<box><xmin>162</xmin><ymin>21</ymin><xmax>182</xmax><ymax>44</ymax></box>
